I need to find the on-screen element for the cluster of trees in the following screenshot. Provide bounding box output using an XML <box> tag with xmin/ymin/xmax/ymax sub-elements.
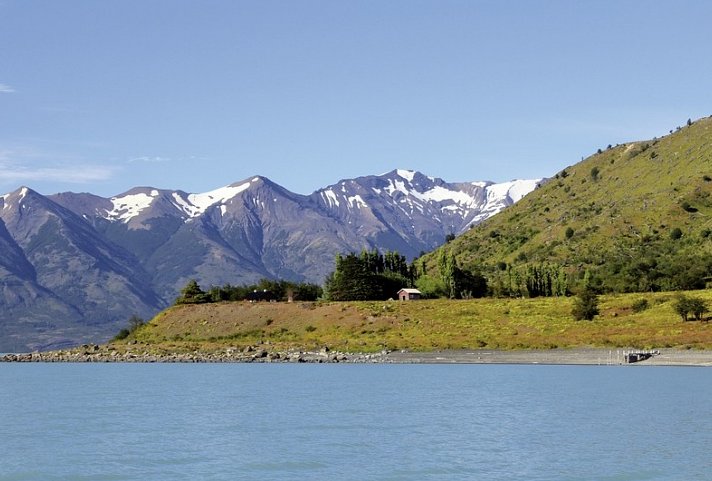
<box><xmin>415</xmin><ymin>250</ymin><xmax>487</xmax><ymax>299</ymax></box>
<box><xmin>488</xmin><ymin>263</ymin><xmax>569</xmax><ymax>298</ymax></box>
<box><xmin>324</xmin><ymin>250</ymin><xmax>416</xmax><ymax>301</ymax></box>
<box><xmin>479</xmin><ymin>226</ymin><xmax>712</xmax><ymax>299</ymax></box>
<box><xmin>673</xmin><ymin>294</ymin><xmax>709</xmax><ymax>321</ymax></box>
<box><xmin>175</xmin><ymin>279</ymin><xmax>322</xmax><ymax>305</ymax></box>
<box><xmin>322</xmin><ymin>248</ymin><xmax>489</xmax><ymax>301</ymax></box>
<box><xmin>591</xmin><ymin>235</ymin><xmax>712</xmax><ymax>293</ymax></box>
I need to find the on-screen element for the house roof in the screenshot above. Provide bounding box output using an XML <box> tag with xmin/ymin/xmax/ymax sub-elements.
<box><xmin>398</xmin><ymin>288</ymin><xmax>421</xmax><ymax>294</ymax></box>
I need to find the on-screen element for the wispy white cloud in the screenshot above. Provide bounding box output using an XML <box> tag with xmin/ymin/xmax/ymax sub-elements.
<box><xmin>0</xmin><ymin>147</ymin><xmax>117</xmax><ymax>186</ymax></box>
<box><xmin>0</xmin><ymin>83</ymin><xmax>15</xmax><ymax>93</ymax></box>
<box><xmin>0</xmin><ymin>164</ymin><xmax>115</xmax><ymax>183</ymax></box>
<box><xmin>127</xmin><ymin>156</ymin><xmax>171</xmax><ymax>163</ymax></box>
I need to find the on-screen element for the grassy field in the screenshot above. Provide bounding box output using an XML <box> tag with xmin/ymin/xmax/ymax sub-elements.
<box><xmin>124</xmin><ymin>290</ymin><xmax>712</xmax><ymax>353</ymax></box>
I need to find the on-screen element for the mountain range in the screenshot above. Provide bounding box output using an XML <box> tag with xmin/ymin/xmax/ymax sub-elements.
<box><xmin>0</xmin><ymin>169</ymin><xmax>539</xmax><ymax>351</ymax></box>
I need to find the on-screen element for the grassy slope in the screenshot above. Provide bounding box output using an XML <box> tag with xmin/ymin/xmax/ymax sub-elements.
<box><xmin>439</xmin><ymin>116</ymin><xmax>712</xmax><ymax>277</ymax></box>
<box><xmin>125</xmin><ymin>291</ymin><xmax>712</xmax><ymax>353</ymax></box>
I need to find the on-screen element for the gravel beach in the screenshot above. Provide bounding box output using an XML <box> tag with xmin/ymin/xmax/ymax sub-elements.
<box><xmin>3</xmin><ymin>346</ymin><xmax>712</xmax><ymax>366</ymax></box>
<box><xmin>385</xmin><ymin>348</ymin><xmax>712</xmax><ymax>366</ymax></box>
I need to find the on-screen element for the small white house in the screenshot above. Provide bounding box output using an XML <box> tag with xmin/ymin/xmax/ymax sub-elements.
<box><xmin>397</xmin><ymin>288</ymin><xmax>422</xmax><ymax>301</ymax></box>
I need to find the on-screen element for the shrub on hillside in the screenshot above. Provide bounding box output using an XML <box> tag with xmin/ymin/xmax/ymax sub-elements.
<box><xmin>590</xmin><ymin>167</ymin><xmax>600</xmax><ymax>181</ymax></box>
<box><xmin>673</xmin><ymin>295</ymin><xmax>708</xmax><ymax>321</ymax></box>
<box><xmin>631</xmin><ymin>299</ymin><xmax>649</xmax><ymax>313</ymax></box>
<box><xmin>572</xmin><ymin>288</ymin><xmax>599</xmax><ymax>321</ymax></box>
<box><xmin>112</xmin><ymin>314</ymin><xmax>146</xmax><ymax>341</ymax></box>
<box><xmin>681</xmin><ymin>201</ymin><xmax>698</xmax><ymax>213</ymax></box>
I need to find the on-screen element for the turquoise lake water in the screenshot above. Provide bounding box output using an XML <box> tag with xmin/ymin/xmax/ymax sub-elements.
<box><xmin>0</xmin><ymin>363</ymin><xmax>710</xmax><ymax>480</ymax></box>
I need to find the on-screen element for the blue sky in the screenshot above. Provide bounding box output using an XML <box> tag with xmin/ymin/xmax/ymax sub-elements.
<box><xmin>1</xmin><ymin>0</ymin><xmax>711</xmax><ymax>197</ymax></box>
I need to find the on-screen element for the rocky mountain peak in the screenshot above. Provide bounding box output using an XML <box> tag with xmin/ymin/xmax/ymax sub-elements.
<box><xmin>1</xmin><ymin>186</ymin><xmax>40</xmax><ymax>210</ymax></box>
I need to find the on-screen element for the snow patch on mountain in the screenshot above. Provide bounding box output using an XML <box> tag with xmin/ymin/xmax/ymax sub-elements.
<box><xmin>396</xmin><ymin>169</ymin><xmax>416</xmax><ymax>182</ymax></box>
<box><xmin>486</xmin><ymin>179</ymin><xmax>540</xmax><ymax>204</ymax></box>
<box><xmin>416</xmin><ymin>185</ymin><xmax>475</xmax><ymax>205</ymax></box>
<box><xmin>347</xmin><ymin>194</ymin><xmax>368</xmax><ymax>209</ymax></box>
<box><xmin>108</xmin><ymin>191</ymin><xmax>158</xmax><ymax>222</ymax></box>
<box><xmin>169</xmin><ymin>193</ymin><xmax>198</xmax><ymax>217</ymax></box>
<box><xmin>186</xmin><ymin>182</ymin><xmax>251</xmax><ymax>215</ymax></box>
<box><xmin>321</xmin><ymin>189</ymin><xmax>340</xmax><ymax>208</ymax></box>
<box><xmin>506</xmin><ymin>179</ymin><xmax>541</xmax><ymax>202</ymax></box>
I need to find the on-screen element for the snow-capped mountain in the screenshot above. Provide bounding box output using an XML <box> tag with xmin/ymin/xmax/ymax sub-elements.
<box><xmin>312</xmin><ymin>170</ymin><xmax>540</xmax><ymax>253</ymax></box>
<box><xmin>1</xmin><ymin>170</ymin><xmax>540</xmax><ymax>350</ymax></box>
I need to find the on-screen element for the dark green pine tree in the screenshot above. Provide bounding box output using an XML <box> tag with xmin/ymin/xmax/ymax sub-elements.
<box><xmin>175</xmin><ymin>279</ymin><xmax>209</xmax><ymax>304</ymax></box>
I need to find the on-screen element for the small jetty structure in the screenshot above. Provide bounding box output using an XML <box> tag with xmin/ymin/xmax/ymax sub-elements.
<box><xmin>623</xmin><ymin>350</ymin><xmax>660</xmax><ymax>364</ymax></box>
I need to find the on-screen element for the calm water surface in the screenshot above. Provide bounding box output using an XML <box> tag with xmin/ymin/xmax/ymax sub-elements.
<box><xmin>0</xmin><ymin>363</ymin><xmax>709</xmax><ymax>481</ymax></box>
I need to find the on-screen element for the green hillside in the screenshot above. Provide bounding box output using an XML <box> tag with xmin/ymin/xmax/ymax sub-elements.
<box><xmin>432</xmin><ymin>116</ymin><xmax>712</xmax><ymax>294</ymax></box>
<box><xmin>119</xmin><ymin>293</ymin><xmax>712</xmax><ymax>353</ymax></box>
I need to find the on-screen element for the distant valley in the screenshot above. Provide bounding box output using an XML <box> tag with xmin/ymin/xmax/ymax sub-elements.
<box><xmin>0</xmin><ymin>169</ymin><xmax>539</xmax><ymax>351</ymax></box>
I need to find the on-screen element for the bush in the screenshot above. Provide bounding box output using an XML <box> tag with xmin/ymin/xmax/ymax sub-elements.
<box><xmin>113</xmin><ymin>329</ymin><xmax>131</xmax><ymax>341</ymax></box>
<box><xmin>674</xmin><ymin>295</ymin><xmax>708</xmax><ymax>321</ymax></box>
<box><xmin>590</xmin><ymin>167</ymin><xmax>600</xmax><ymax>181</ymax></box>
<box><xmin>112</xmin><ymin>315</ymin><xmax>146</xmax><ymax>341</ymax></box>
<box><xmin>572</xmin><ymin>288</ymin><xmax>599</xmax><ymax>321</ymax></box>
<box><xmin>681</xmin><ymin>201</ymin><xmax>698</xmax><ymax>213</ymax></box>
<box><xmin>689</xmin><ymin>298</ymin><xmax>708</xmax><ymax>320</ymax></box>
<box><xmin>674</xmin><ymin>295</ymin><xmax>691</xmax><ymax>321</ymax></box>
<box><xmin>415</xmin><ymin>274</ymin><xmax>448</xmax><ymax>299</ymax></box>
<box><xmin>632</xmin><ymin>299</ymin><xmax>649</xmax><ymax>313</ymax></box>
<box><xmin>565</xmin><ymin>227</ymin><xmax>575</xmax><ymax>239</ymax></box>
<box><xmin>670</xmin><ymin>228</ymin><xmax>683</xmax><ymax>240</ymax></box>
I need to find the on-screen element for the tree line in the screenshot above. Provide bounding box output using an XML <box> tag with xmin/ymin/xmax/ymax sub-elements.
<box><xmin>323</xmin><ymin>249</ymin><xmax>574</xmax><ymax>301</ymax></box>
<box><xmin>171</xmin><ymin>247</ymin><xmax>709</xmax><ymax>324</ymax></box>
<box><xmin>175</xmin><ymin>278</ymin><xmax>322</xmax><ymax>305</ymax></box>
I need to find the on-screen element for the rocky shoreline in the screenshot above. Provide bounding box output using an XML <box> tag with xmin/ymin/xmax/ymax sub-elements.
<box><xmin>3</xmin><ymin>344</ymin><xmax>712</xmax><ymax>366</ymax></box>
<box><xmin>0</xmin><ymin>343</ymin><xmax>390</xmax><ymax>364</ymax></box>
